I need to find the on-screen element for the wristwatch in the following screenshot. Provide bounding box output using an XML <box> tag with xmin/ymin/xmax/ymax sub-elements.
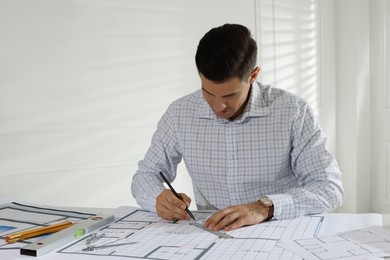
<box><xmin>259</xmin><ymin>196</ymin><xmax>274</xmax><ymax>221</ymax></box>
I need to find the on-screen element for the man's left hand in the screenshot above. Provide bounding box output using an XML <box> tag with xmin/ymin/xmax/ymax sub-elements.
<box><xmin>203</xmin><ymin>201</ymin><xmax>269</xmax><ymax>231</ymax></box>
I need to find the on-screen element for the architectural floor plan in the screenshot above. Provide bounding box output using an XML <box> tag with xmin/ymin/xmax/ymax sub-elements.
<box><xmin>59</xmin><ymin>209</ymin><xmax>324</xmax><ymax>259</ymax></box>
<box><xmin>0</xmin><ymin>200</ymin><xmax>386</xmax><ymax>260</ymax></box>
<box><xmin>279</xmin><ymin>226</ymin><xmax>390</xmax><ymax>260</ymax></box>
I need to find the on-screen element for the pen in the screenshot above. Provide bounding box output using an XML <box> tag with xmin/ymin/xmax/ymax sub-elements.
<box><xmin>159</xmin><ymin>171</ymin><xmax>196</xmax><ymax>221</ymax></box>
<box><xmin>6</xmin><ymin>221</ymin><xmax>74</xmax><ymax>243</ymax></box>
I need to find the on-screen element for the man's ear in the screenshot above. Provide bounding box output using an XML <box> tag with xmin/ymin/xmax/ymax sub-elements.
<box><xmin>248</xmin><ymin>67</ymin><xmax>261</xmax><ymax>84</ymax></box>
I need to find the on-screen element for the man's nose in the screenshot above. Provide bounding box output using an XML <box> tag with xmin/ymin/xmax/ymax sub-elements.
<box><xmin>213</xmin><ymin>99</ymin><xmax>227</xmax><ymax>111</ymax></box>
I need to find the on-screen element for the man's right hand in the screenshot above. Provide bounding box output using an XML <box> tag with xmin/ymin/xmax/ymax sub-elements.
<box><xmin>155</xmin><ymin>189</ymin><xmax>192</xmax><ymax>220</ymax></box>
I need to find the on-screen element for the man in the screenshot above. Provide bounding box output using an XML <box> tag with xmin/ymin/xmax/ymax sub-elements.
<box><xmin>131</xmin><ymin>24</ymin><xmax>344</xmax><ymax>232</ymax></box>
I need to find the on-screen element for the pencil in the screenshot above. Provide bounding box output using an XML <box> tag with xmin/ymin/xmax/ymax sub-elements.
<box><xmin>159</xmin><ymin>171</ymin><xmax>196</xmax><ymax>221</ymax></box>
<box><xmin>6</xmin><ymin>220</ymin><xmax>74</xmax><ymax>243</ymax></box>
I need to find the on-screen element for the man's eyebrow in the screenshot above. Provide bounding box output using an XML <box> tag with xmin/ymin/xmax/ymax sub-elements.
<box><xmin>202</xmin><ymin>87</ymin><xmax>215</xmax><ymax>96</ymax></box>
<box><xmin>222</xmin><ymin>92</ymin><xmax>237</xmax><ymax>98</ymax></box>
<box><xmin>202</xmin><ymin>87</ymin><xmax>237</xmax><ymax>97</ymax></box>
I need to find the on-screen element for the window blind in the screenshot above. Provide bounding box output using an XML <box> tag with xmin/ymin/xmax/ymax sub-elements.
<box><xmin>256</xmin><ymin>0</ymin><xmax>321</xmax><ymax>115</ymax></box>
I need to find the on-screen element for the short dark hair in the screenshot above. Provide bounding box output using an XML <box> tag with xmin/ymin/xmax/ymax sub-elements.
<box><xmin>195</xmin><ymin>24</ymin><xmax>257</xmax><ymax>82</ymax></box>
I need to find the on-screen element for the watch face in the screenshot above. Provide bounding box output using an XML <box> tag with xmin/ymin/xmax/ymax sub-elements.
<box><xmin>260</xmin><ymin>197</ymin><xmax>273</xmax><ymax>207</ymax></box>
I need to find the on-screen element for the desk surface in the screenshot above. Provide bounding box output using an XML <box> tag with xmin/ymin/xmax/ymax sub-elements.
<box><xmin>0</xmin><ymin>200</ymin><xmax>389</xmax><ymax>260</ymax></box>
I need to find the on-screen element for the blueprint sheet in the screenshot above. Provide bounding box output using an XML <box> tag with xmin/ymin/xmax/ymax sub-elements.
<box><xmin>279</xmin><ymin>225</ymin><xmax>390</xmax><ymax>260</ymax></box>
<box><xmin>59</xmin><ymin>209</ymin><xmax>324</xmax><ymax>259</ymax></box>
<box><xmin>0</xmin><ymin>199</ymin><xmax>384</xmax><ymax>260</ymax></box>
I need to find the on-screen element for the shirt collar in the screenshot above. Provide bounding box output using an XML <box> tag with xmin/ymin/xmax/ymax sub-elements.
<box><xmin>198</xmin><ymin>82</ymin><xmax>271</xmax><ymax>123</ymax></box>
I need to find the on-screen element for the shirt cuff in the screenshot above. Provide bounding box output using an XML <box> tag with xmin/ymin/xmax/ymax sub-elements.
<box><xmin>266</xmin><ymin>194</ymin><xmax>294</xmax><ymax>220</ymax></box>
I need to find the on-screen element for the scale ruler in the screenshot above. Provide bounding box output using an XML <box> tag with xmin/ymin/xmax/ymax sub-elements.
<box><xmin>20</xmin><ymin>214</ymin><xmax>114</xmax><ymax>257</ymax></box>
<box><xmin>189</xmin><ymin>221</ymin><xmax>233</xmax><ymax>239</ymax></box>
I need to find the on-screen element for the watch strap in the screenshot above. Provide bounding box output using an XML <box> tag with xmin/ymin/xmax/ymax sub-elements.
<box><xmin>259</xmin><ymin>197</ymin><xmax>274</xmax><ymax>221</ymax></box>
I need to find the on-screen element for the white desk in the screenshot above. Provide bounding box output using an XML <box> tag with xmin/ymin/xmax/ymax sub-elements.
<box><xmin>0</xmin><ymin>199</ymin><xmax>389</xmax><ymax>260</ymax></box>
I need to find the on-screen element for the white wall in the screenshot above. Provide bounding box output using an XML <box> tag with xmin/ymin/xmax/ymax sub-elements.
<box><xmin>335</xmin><ymin>0</ymin><xmax>371</xmax><ymax>213</ymax></box>
<box><xmin>0</xmin><ymin>0</ymin><xmax>255</xmax><ymax>208</ymax></box>
<box><xmin>370</xmin><ymin>0</ymin><xmax>390</xmax><ymax>213</ymax></box>
<box><xmin>1</xmin><ymin>0</ymin><xmax>388</xmax><ymax>214</ymax></box>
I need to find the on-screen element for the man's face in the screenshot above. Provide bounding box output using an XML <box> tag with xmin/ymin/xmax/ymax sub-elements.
<box><xmin>200</xmin><ymin>74</ymin><xmax>252</xmax><ymax>121</ymax></box>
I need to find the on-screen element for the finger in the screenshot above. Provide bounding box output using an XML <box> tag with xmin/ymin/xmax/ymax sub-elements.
<box><xmin>157</xmin><ymin>201</ymin><xmax>188</xmax><ymax>220</ymax></box>
<box><xmin>165</xmin><ymin>197</ymin><xmax>188</xmax><ymax>218</ymax></box>
<box><xmin>176</xmin><ymin>193</ymin><xmax>192</xmax><ymax>220</ymax></box>
<box><xmin>157</xmin><ymin>204</ymin><xmax>186</xmax><ymax>220</ymax></box>
<box><xmin>222</xmin><ymin>202</ymin><xmax>267</xmax><ymax>231</ymax></box>
<box><xmin>223</xmin><ymin>217</ymin><xmax>246</xmax><ymax>231</ymax></box>
<box><xmin>210</xmin><ymin>211</ymin><xmax>240</xmax><ymax>231</ymax></box>
<box><xmin>166</xmin><ymin>191</ymin><xmax>187</xmax><ymax>210</ymax></box>
<box><xmin>204</xmin><ymin>208</ymin><xmax>233</xmax><ymax>229</ymax></box>
<box><xmin>158</xmin><ymin>189</ymin><xmax>186</xmax><ymax>210</ymax></box>
<box><xmin>178</xmin><ymin>193</ymin><xmax>192</xmax><ymax>207</ymax></box>
<box><xmin>156</xmin><ymin>193</ymin><xmax>174</xmax><ymax>220</ymax></box>
<box><xmin>156</xmin><ymin>190</ymin><xmax>187</xmax><ymax>220</ymax></box>
<box><xmin>156</xmin><ymin>202</ymin><xmax>170</xmax><ymax>219</ymax></box>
